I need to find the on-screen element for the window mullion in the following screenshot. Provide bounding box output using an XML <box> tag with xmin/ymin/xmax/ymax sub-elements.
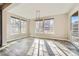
<box><xmin>20</xmin><ymin>20</ymin><xmax>21</xmax><ymax>33</ymax></box>
<box><xmin>43</xmin><ymin>19</ymin><xmax>44</xmax><ymax>33</ymax></box>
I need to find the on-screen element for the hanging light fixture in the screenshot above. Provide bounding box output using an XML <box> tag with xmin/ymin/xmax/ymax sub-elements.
<box><xmin>36</xmin><ymin>10</ymin><xmax>40</xmax><ymax>20</ymax></box>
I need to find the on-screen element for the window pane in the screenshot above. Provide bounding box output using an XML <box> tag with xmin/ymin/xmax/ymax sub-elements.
<box><xmin>35</xmin><ymin>21</ymin><xmax>43</xmax><ymax>33</ymax></box>
<box><xmin>35</xmin><ymin>21</ymin><xmax>39</xmax><ymax>32</ymax></box>
<box><xmin>44</xmin><ymin>19</ymin><xmax>54</xmax><ymax>34</ymax></box>
<box><xmin>15</xmin><ymin>19</ymin><xmax>21</xmax><ymax>34</ymax></box>
<box><xmin>7</xmin><ymin>17</ymin><xmax>21</xmax><ymax>36</ymax></box>
<box><xmin>7</xmin><ymin>17</ymin><xmax>16</xmax><ymax>35</ymax></box>
<box><xmin>44</xmin><ymin>20</ymin><xmax>50</xmax><ymax>31</ymax></box>
<box><xmin>21</xmin><ymin>21</ymin><xmax>27</xmax><ymax>33</ymax></box>
<box><xmin>71</xmin><ymin>16</ymin><xmax>78</xmax><ymax>36</ymax></box>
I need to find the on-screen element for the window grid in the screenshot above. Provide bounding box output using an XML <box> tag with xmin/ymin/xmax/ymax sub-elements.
<box><xmin>71</xmin><ymin>12</ymin><xmax>79</xmax><ymax>37</ymax></box>
<box><xmin>35</xmin><ymin>19</ymin><xmax>54</xmax><ymax>34</ymax></box>
<box><xmin>7</xmin><ymin>17</ymin><xmax>27</xmax><ymax>36</ymax></box>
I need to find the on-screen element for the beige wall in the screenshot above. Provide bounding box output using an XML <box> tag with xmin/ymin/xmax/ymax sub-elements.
<box><xmin>2</xmin><ymin>11</ymin><xmax>29</xmax><ymax>45</ymax></box>
<box><xmin>2</xmin><ymin>10</ymin><xmax>7</xmax><ymax>45</ymax></box>
<box><xmin>29</xmin><ymin>14</ymin><xmax>68</xmax><ymax>40</ymax></box>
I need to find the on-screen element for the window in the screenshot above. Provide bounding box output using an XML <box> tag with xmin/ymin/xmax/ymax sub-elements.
<box><xmin>35</xmin><ymin>18</ymin><xmax>54</xmax><ymax>34</ymax></box>
<box><xmin>7</xmin><ymin>17</ymin><xmax>27</xmax><ymax>36</ymax></box>
<box><xmin>21</xmin><ymin>20</ymin><xmax>27</xmax><ymax>33</ymax></box>
<box><xmin>7</xmin><ymin>17</ymin><xmax>20</xmax><ymax>35</ymax></box>
<box><xmin>35</xmin><ymin>20</ymin><xmax>43</xmax><ymax>33</ymax></box>
<box><xmin>71</xmin><ymin>11</ymin><xmax>79</xmax><ymax>37</ymax></box>
<box><xmin>44</xmin><ymin>19</ymin><xmax>54</xmax><ymax>34</ymax></box>
<box><xmin>15</xmin><ymin>19</ymin><xmax>21</xmax><ymax>34</ymax></box>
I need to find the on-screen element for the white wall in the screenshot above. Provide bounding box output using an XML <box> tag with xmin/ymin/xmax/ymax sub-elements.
<box><xmin>29</xmin><ymin>14</ymin><xmax>68</xmax><ymax>40</ymax></box>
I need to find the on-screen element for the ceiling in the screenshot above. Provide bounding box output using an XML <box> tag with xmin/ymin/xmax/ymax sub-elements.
<box><xmin>7</xmin><ymin>3</ymin><xmax>75</xmax><ymax>19</ymax></box>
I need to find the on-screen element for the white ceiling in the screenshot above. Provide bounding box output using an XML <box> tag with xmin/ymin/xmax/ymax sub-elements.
<box><xmin>7</xmin><ymin>3</ymin><xmax>75</xmax><ymax>19</ymax></box>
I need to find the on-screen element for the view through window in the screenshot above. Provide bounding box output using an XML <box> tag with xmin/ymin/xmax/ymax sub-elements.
<box><xmin>71</xmin><ymin>11</ymin><xmax>79</xmax><ymax>37</ymax></box>
<box><xmin>7</xmin><ymin>17</ymin><xmax>27</xmax><ymax>36</ymax></box>
<box><xmin>35</xmin><ymin>20</ymin><xmax>43</xmax><ymax>33</ymax></box>
<box><xmin>44</xmin><ymin>19</ymin><xmax>54</xmax><ymax>34</ymax></box>
<box><xmin>35</xmin><ymin>18</ymin><xmax>54</xmax><ymax>34</ymax></box>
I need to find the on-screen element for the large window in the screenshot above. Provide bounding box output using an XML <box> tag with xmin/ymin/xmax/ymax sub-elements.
<box><xmin>35</xmin><ymin>20</ymin><xmax>43</xmax><ymax>33</ymax></box>
<box><xmin>7</xmin><ymin>17</ymin><xmax>20</xmax><ymax>35</ymax></box>
<box><xmin>15</xmin><ymin>19</ymin><xmax>21</xmax><ymax>33</ymax></box>
<box><xmin>44</xmin><ymin>19</ymin><xmax>54</xmax><ymax>34</ymax></box>
<box><xmin>7</xmin><ymin>17</ymin><xmax>27</xmax><ymax>36</ymax></box>
<box><xmin>21</xmin><ymin>20</ymin><xmax>27</xmax><ymax>33</ymax></box>
<box><xmin>35</xmin><ymin>18</ymin><xmax>54</xmax><ymax>34</ymax></box>
<box><xmin>71</xmin><ymin>11</ymin><xmax>79</xmax><ymax>37</ymax></box>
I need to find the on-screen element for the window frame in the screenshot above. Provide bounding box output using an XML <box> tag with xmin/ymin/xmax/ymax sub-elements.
<box><xmin>21</xmin><ymin>20</ymin><xmax>27</xmax><ymax>33</ymax></box>
<box><xmin>35</xmin><ymin>20</ymin><xmax>44</xmax><ymax>33</ymax></box>
<box><xmin>35</xmin><ymin>18</ymin><xmax>54</xmax><ymax>34</ymax></box>
<box><xmin>7</xmin><ymin>16</ymin><xmax>27</xmax><ymax>36</ymax></box>
<box><xmin>71</xmin><ymin>11</ymin><xmax>79</xmax><ymax>37</ymax></box>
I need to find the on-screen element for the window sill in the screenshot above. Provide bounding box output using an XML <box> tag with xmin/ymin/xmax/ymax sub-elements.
<box><xmin>35</xmin><ymin>32</ymin><xmax>54</xmax><ymax>34</ymax></box>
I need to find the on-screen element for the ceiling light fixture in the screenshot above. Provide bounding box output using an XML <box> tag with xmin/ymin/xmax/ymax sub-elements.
<box><xmin>36</xmin><ymin>10</ymin><xmax>40</xmax><ymax>20</ymax></box>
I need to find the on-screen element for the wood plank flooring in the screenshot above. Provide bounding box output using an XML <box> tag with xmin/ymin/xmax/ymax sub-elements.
<box><xmin>0</xmin><ymin>38</ymin><xmax>79</xmax><ymax>56</ymax></box>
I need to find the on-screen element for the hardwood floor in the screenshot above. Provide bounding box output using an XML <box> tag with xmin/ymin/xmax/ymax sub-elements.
<box><xmin>0</xmin><ymin>38</ymin><xmax>79</xmax><ymax>56</ymax></box>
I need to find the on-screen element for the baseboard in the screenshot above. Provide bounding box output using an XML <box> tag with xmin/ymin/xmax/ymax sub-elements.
<box><xmin>7</xmin><ymin>36</ymin><xmax>28</xmax><ymax>43</ymax></box>
<box><xmin>29</xmin><ymin>36</ymin><xmax>69</xmax><ymax>42</ymax></box>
